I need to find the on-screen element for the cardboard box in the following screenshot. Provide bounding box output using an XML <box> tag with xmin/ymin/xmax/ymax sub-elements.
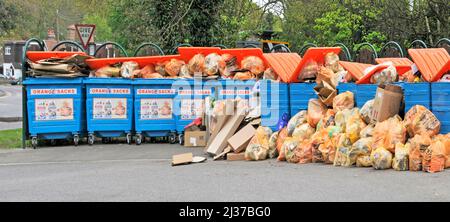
<box><xmin>206</xmin><ymin>107</ymin><xmax>247</xmax><ymax>156</ymax></box>
<box><xmin>226</xmin><ymin>152</ymin><xmax>246</xmax><ymax>161</ymax></box>
<box><xmin>371</xmin><ymin>84</ymin><xmax>404</xmax><ymax>122</ymax></box>
<box><xmin>227</xmin><ymin>124</ymin><xmax>255</xmax><ymax>153</ymax></box>
<box><xmin>314</xmin><ymin>81</ymin><xmax>337</xmax><ymax>107</ymax></box>
<box><xmin>172</xmin><ymin>153</ymin><xmax>193</xmax><ymax>166</ymax></box>
<box><xmin>184</xmin><ymin>131</ymin><xmax>207</xmax><ymax>147</ymax></box>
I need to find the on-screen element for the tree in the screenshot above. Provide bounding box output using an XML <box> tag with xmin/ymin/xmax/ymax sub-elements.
<box><xmin>0</xmin><ymin>0</ymin><xmax>18</xmax><ymax>36</ymax></box>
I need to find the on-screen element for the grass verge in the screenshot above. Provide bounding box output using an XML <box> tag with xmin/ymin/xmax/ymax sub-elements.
<box><xmin>0</xmin><ymin>128</ymin><xmax>23</xmax><ymax>149</ymax></box>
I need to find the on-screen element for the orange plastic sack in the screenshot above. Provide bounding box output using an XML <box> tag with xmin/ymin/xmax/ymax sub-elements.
<box><xmin>155</xmin><ymin>61</ymin><xmax>168</xmax><ymax>76</ymax></box>
<box><xmin>333</xmin><ymin>91</ymin><xmax>354</xmax><ymax>113</ymax></box>
<box><xmin>298</xmin><ymin>139</ymin><xmax>313</xmax><ymax>164</ymax></box>
<box><xmin>278</xmin><ymin>137</ymin><xmax>298</xmax><ymax>162</ymax></box>
<box><xmin>165</xmin><ymin>59</ymin><xmax>185</xmax><ymax>77</ymax></box>
<box><xmin>422</xmin><ymin>140</ymin><xmax>446</xmax><ymax>173</ymax></box>
<box><xmin>316</xmin><ymin>66</ymin><xmax>335</xmax><ymax>86</ymax></box>
<box><xmin>188</xmin><ymin>54</ymin><xmax>205</xmax><ymax>75</ymax></box>
<box><xmin>219</xmin><ymin>54</ymin><xmax>237</xmax><ymax>78</ymax></box>
<box><xmin>433</xmin><ymin>134</ymin><xmax>450</xmax><ymax>168</ymax></box>
<box><xmin>325</xmin><ymin>52</ymin><xmax>341</xmax><ymax>73</ymax></box>
<box><xmin>120</xmin><ymin>61</ymin><xmax>139</xmax><ymax>78</ymax></box>
<box><xmin>203</xmin><ymin>53</ymin><xmax>221</xmax><ymax>76</ymax></box>
<box><xmin>318</xmin><ymin>134</ymin><xmax>337</xmax><ymax>164</ymax></box>
<box><xmin>276</xmin><ymin>128</ymin><xmax>288</xmax><ymax>154</ymax></box>
<box><xmin>241</xmin><ymin>56</ymin><xmax>265</xmax><ymax>75</ymax></box>
<box><xmin>408</xmin><ymin>134</ymin><xmax>432</xmax><ymax>171</ymax></box>
<box><xmin>311</xmin><ymin>130</ymin><xmax>328</xmax><ymax>163</ymax></box>
<box><xmin>142</xmin><ymin>72</ymin><xmax>164</xmax><ymax>79</ymax></box>
<box><xmin>316</xmin><ymin>109</ymin><xmax>336</xmax><ymax>131</ymax></box>
<box><xmin>292</xmin><ymin>123</ymin><xmax>315</xmax><ymax>141</ymax></box>
<box><xmin>141</xmin><ymin>64</ymin><xmax>156</xmax><ymax>76</ymax></box>
<box><xmin>373</xmin><ymin>116</ymin><xmax>406</xmax><ymax>153</ymax></box>
<box><xmin>404</xmin><ymin>105</ymin><xmax>441</xmax><ymax>138</ymax></box>
<box><xmin>307</xmin><ymin>99</ymin><xmax>327</xmax><ymax>128</ymax></box>
<box><xmin>233</xmin><ymin>71</ymin><xmax>254</xmax><ymax>80</ymax></box>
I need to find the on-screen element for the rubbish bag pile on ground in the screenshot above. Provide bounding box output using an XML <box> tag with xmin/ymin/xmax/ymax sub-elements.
<box><xmin>238</xmin><ymin>52</ymin><xmax>450</xmax><ymax>173</ymax></box>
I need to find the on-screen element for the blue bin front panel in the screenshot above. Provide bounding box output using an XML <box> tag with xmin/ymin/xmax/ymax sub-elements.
<box><xmin>85</xmin><ymin>79</ymin><xmax>133</xmax><ymax>136</ymax></box>
<box><xmin>24</xmin><ymin>78</ymin><xmax>84</xmax><ymax>138</ymax></box>
<box><xmin>217</xmin><ymin>80</ymin><xmax>255</xmax><ymax>106</ymax></box>
<box><xmin>133</xmin><ymin>79</ymin><xmax>176</xmax><ymax>135</ymax></box>
<box><xmin>289</xmin><ymin>83</ymin><xmax>315</xmax><ymax>115</ymax></box>
<box><xmin>431</xmin><ymin>82</ymin><xmax>450</xmax><ymax>134</ymax></box>
<box><xmin>356</xmin><ymin>84</ymin><xmax>378</xmax><ymax>108</ymax></box>
<box><xmin>337</xmin><ymin>83</ymin><xmax>358</xmax><ymax>107</ymax></box>
<box><xmin>260</xmin><ymin>80</ymin><xmax>290</xmax><ymax>132</ymax></box>
<box><xmin>173</xmin><ymin>79</ymin><xmax>214</xmax><ymax>133</ymax></box>
<box><xmin>398</xmin><ymin>82</ymin><xmax>431</xmax><ymax>112</ymax></box>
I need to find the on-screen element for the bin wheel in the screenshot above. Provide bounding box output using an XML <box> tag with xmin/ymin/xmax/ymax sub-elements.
<box><xmin>88</xmin><ymin>134</ymin><xmax>95</xmax><ymax>146</ymax></box>
<box><xmin>126</xmin><ymin>133</ymin><xmax>132</xmax><ymax>145</ymax></box>
<box><xmin>169</xmin><ymin>133</ymin><xmax>177</xmax><ymax>144</ymax></box>
<box><xmin>102</xmin><ymin>137</ymin><xmax>112</xmax><ymax>144</ymax></box>
<box><xmin>178</xmin><ymin>134</ymin><xmax>184</xmax><ymax>145</ymax></box>
<box><xmin>50</xmin><ymin>139</ymin><xmax>57</xmax><ymax>146</ymax></box>
<box><xmin>136</xmin><ymin>134</ymin><xmax>143</xmax><ymax>145</ymax></box>
<box><xmin>73</xmin><ymin>135</ymin><xmax>79</xmax><ymax>146</ymax></box>
<box><xmin>31</xmin><ymin>137</ymin><xmax>38</xmax><ymax>149</ymax></box>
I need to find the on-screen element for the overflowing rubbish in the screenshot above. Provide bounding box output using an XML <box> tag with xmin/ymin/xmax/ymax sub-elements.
<box><xmin>28</xmin><ymin>54</ymin><xmax>92</xmax><ymax>77</ymax></box>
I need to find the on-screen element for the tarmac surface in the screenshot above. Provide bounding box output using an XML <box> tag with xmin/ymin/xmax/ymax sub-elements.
<box><xmin>0</xmin><ymin>143</ymin><xmax>449</xmax><ymax>202</ymax></box>
<box><xmin>0</xmin><ymin>85</ymin><xmax>22</xmax><ymax>128</ymax></box>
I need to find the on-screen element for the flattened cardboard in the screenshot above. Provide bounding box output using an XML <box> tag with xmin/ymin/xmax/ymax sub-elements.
<box><xmin>206</xmin><ymin>114</ymin><xmax>229</xmax><ymax>148</ymax></box>
<box><xmin>314</xmin><ymin>81</ymin><xmax>337</xmax><ymax>107</ymax></box>
<box><xmin>227</xmin><ymin>124</ymin><xmax>256</xmax><ymax>153</ymax></box>
<box><xmin>184</xmin><ymin>131</ymin><xmax>207</xmax><ymax>147</ymax></box>
<box><xmin>226</xmin><ymin>152</ymin><xmax>246</xmax><ymax>161</ymax></box>
<box><xmin>172</xmin><ymin>153</ymin><xmax>193</xmax><ymax>166</ymax></box>
<box><xmin>206</xmin><ymin>108</ymin><xmax>247</xmax><ymax>156</ymax></box>
<box><xmin>371</xmin><ymin>84</ymin><xmax>403</xmax><ymax>122</ymax></box>
<box><xmin>213</xmin><ymin>146</ymin><xmax>232</xmax><ymax>161</ymax></box>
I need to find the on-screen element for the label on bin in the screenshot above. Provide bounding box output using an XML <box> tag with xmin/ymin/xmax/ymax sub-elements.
<box><xmin>31</xmin><ymin>88</ymin><xmax>77</xmax><ymax>95</ymax></box>
<box><xmin>89</xmin><ymin>88</ymin><xmax>130</xmax><ymax>94</ymax></box>
<box><xmin>180</xmin><ymin>99</ymin><xmax>204</xmax><ymax>120</ymax></box>
<box><xmin>178</xmin><ymin>89</ymin><xmax>211</xmax><ymax>95</ymax></box>
<box><xmin>92</xmin><ymin>98</ymin><xmax>127</xmax><ymax>119</ymax></box>
<box><xmin>35</xmin><ymin>98</ymin><xmax>74</xmax><ymax>121</ymax></box>
<box><xmin>219</xmin><ymin>89</ymin><xmax>251</xmax><ymax>95</ymax></box>
<box><xmin>140</xmin><ymin>99</ymin><xmax>173</xmax><ymax>119</ymax></box>
<box><xmin>136</xmin><ymin>89</ymin><xmax>176</xmax><ymax>95</ymax></box>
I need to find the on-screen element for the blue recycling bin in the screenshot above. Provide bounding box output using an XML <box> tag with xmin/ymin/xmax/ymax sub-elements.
<box><xmin>23</xmin><ymin>77</ymin><xmax>85</xmax><ymax>148</ymax></box>
<box><xmin>431</xmin><ymin>82</ymin><xmax>450</xmax><ymax>134</ymax></box>
<box><xmin>260</xmin><ymin>80</ymin><xmax>290</xmax><ymax>132</ymax></box>
<box><xmin>84</xmin><ymin>78</ymin><xmax>133</xmax><ymax>144</ymax></box>
<box><xmin>173</xmin><ymin>78</ymin><xmax>214</xmax><ymax>140</ymax></box>
<box><xmin>289</xmin><ymin>82</ymin><xmax>316</xmax><ymax>115</ymax></box>
<box><xmin>396</xmin><ymin>82</ymin><xmax>431</xmax><ymax>113</ymax></box>
<box><xmin>132</xmin><ymin>79</ymin><xmax>177</xmax><ymax>144</ymax></box>
<box><xmin>356</xmin><ymin>84</ymin><xmax>378</xmax><ymax>108</ymax></box>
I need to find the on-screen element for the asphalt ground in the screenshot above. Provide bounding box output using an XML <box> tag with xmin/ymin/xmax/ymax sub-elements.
<box><xmin>0</xmin><ymin>143</ymin><xmax>448</xmax><ymax>202</ymax></box>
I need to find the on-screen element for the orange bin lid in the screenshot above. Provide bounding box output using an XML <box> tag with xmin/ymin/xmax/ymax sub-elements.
<box><xmin>221</xmin><ymin>48</ymin><xmax>269</xmax><ymax>68</ymax></box>
<box><xmin>178</xmin><ymin>47</ymin><xmax>222</xmax><ymax>62</ymax></box>
<box><xmin>263</xmin><ymin>53</ymin><xmax>301</xmax><ymax>82</ymax></box>
<box><xmin>85</xmin><ymin>55</ymin><xmax>181</xmax><ymax>70</ymax></box>
<box><xmin>408</xmin><ymin>48</ymin><xmax>450</xmax><ymax>82</ymax></box>
<box><xmin>289</xmin><ymin>47</ymin><xmax>341</xmax><ymax>83</ymax></box>
<box><xmin>339</xmin><ymin>61</ymin><xmax>388</xmax><ymax>84</ymax></box>
<box><xmin>26</xmin><ymin>51</ymin><xmax>87</xmax><ymax>63</ymax></box>
<box><xmin>375</xmin><ymin>57</ymin><xmax>413</xmax><ymax>75</ymax></box>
